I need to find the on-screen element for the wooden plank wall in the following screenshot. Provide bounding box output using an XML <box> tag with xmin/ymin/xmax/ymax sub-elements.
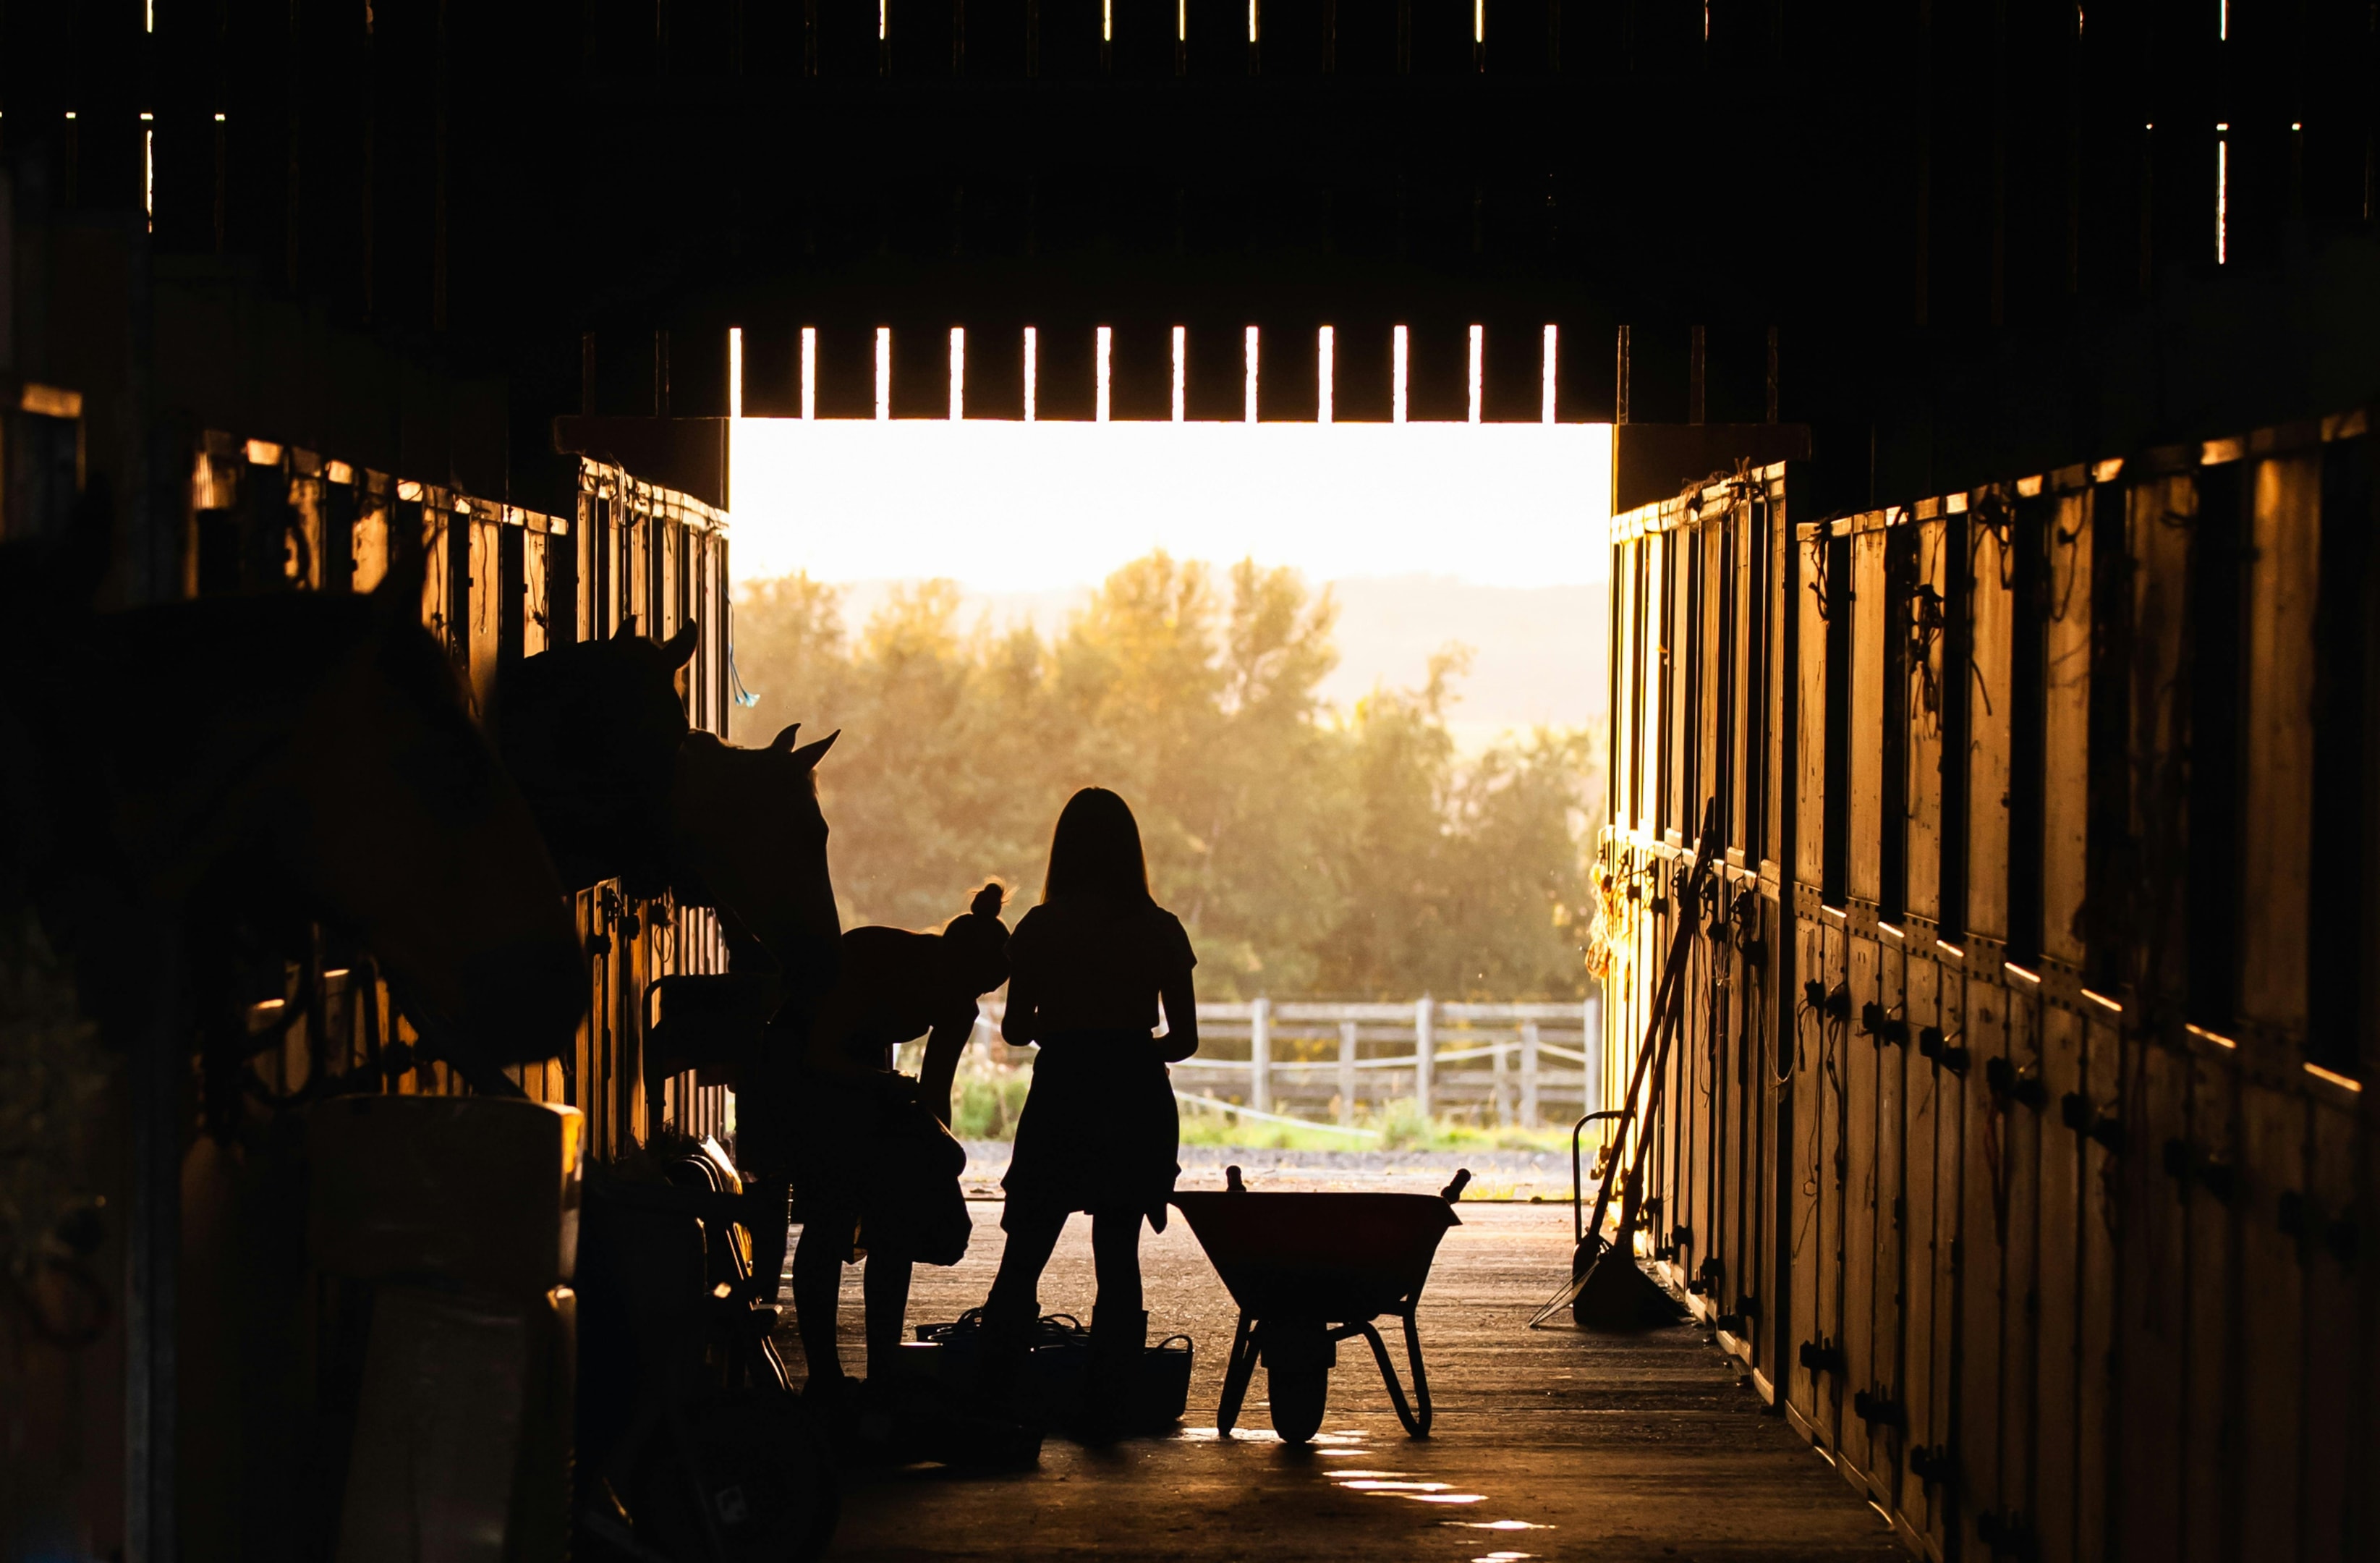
<box><xmin>1599</xmin><ymin>414</ymin><xmax>2379</xmax><ymax>1563</ymax></box>
<box><xmin>201</xmin><ymin>441</ymin><xmax>736</xmax><ymax>1159</ymax></box>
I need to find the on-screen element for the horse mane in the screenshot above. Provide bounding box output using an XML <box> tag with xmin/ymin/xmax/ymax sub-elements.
<box><xmin>495</xmin><ymin>635</ymin><xmax>694</xmax><ymax>892</ymax></box>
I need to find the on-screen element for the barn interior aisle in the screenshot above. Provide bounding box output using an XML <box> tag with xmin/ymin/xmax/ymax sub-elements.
<box><xmin>819</xmin><ymin>1196</ymin><xmax>1906</xmax><ymax>1563</ymax></box>
<box><xmin>4</xmin><ymin>0</ymin><xmax>2378</xmax><ymax>1556</ymax></box>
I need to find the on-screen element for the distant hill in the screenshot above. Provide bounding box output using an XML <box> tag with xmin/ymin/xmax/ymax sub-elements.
<box><xmin>829</xmin><ymin>575</ymin><xmax>1609</xmax><ymax>752</ymax></box>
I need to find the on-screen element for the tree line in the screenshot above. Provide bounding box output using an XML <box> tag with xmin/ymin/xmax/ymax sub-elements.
<box><xmin>729</xmin><ymin>553</ymin><xmax>1600</xmax><ymax>1001</ymax></box>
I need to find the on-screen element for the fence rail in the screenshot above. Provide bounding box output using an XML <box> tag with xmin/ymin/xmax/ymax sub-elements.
<box><xmin>959</xmin><ymin>996</ymin><xmax>1602</xmax><ymax>1130</ymax></box>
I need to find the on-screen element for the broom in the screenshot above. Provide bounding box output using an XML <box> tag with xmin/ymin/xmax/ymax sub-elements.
<box><xmin>1528</xmin><ymin>798</ymin><xmax>1720</xmax><ymax>1330</ymax></box>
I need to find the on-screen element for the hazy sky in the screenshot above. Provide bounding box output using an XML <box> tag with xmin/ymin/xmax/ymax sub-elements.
<box><xmin>727</xmin><ymin>420</ymin><xmax>1613</xmax><ymax>593</ymax></box>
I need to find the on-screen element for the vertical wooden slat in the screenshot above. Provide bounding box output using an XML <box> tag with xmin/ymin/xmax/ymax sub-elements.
<box><xmin>1618</xmin><ymin>535</ymin><xmax>1640</xmax><ymax>835</ymax></box>
<box><xmin>1841</xmin><ymin>927</ymin><xmax>1880</xmax><ymax>1485</ymax></box>
<box><xmin>2299</xmin><ymin>1095</ymin><xmax>2360</xmax><ymax>1561</ymax></box>
<box><xmin>1797</xmin><ymin>526</ymin><xmax>1831</xmax><ymax>891</ymax></box>
<box><xmin>2075</xmin><ymin>1007</ymin><xmax>2121</xmax><ymax>1563</ymax></box>
<box><xmin>1871</xmin><ymin>931</ymin><xmax>1908</xmax><ymax>1505</ymax></box>
<box><xmin>2132</xmin><ymin>473</ymin><xmax>2196</xmax><ymax>1012</ymax></box>
<box><xmin>2119</xmin><ymin>470</ymin><xmax>2194</xmax><ymax>1563</ymax></box>
<box><xmin>626</xmin><ymin>491</ymin><xmax>650</xmax><ymax>639</ymax></box>
<box><xmin>1691</xmin><ymin>510</ymin><xmax>1725</xmax><ymax>1302</ymax></box>
<box><xmin>1906</xmin><ymin>518</ymin><xmax>1948</xmax><ymax>925</ymax></box>
<box><xmin>466</xmin><ymin>512</ymin><xmax>501</xmax><ymax>716</ymax></box>
<box><xmin>2033</xmin><ymin>1004</ymin><xmax>2086</xmax><ymax>1563</ymax></box>
<box><xmin>1932</xmin><ymin>956</ymin><xmax>1971</xmax><ymax>1551</ymax></box>
<box><xmin>1785</xmin><ymin>520</ymin><xmax>1825</xmax><ymax>1426</ymax></box>
<box><xmin>1850</xmin><ymin>528</ymin><xmax>1887</xmax><ymax>905</ymax></box>
<box><xmin>1900</xmin><ymin>949</ymin><xmax>1944</xmax><ymax>1542</ymax></box>
<box><xmin>1835</xmin><ymin>520</ymin><xmax>1887</xmax><ymax>1489</ymax></box>
<box><xmin>1723</xmin><ymin>497</ymin><xmax>1748</xmax><ymax>857</ymax></box>
<box><xmin>1788</xmin><ymin>935</ymin><xmax>1821</xmax><ymax>1427</ymax></box>
<box><xmin>1811</xmin><ymin>916</ymin><xmax>1845</xmax><ymax>1446</ymax></box>
<box><xmin>2235</xmin><ymin>1080</ymin><xmax>2306</xmax><ymax>1562</ymax></box>
<box><xmin>1644</xmin><ymin>532</ymin><xmax>1667</xmax><ymax>838</ymax></box>
<box><xmin>1665</xmin><ymin>525</ymin><xmax>1688</xmax><ymax>840</ymax></box>
<box><xmin>1753</xmin><ymin>889</ymin><xmax>1781</xmax><ymax>1385</ymax></box>
<box><xmin>2118</xmin><ymin>1040</ymin><xmax>2189</xmax><ymax>1562</ymax></box>
<box><xmin>1997</xmin><ymin>996</ymin><xmax>2042</xmax><ymax>1555</ymax></box>
<box><xmin>1714</xmin><ymin>495</ymin><xmax>1751</xmax><ymax>1352</ymax></box>
<box><xmin>2041</xmin><ymin>493</ymin><xmax>2093</xmax><ymax>970</ymax></box>
<box><xmin>1968</xmin><ymin>507</ymin><xmax>2014</xmax><ymax>942</ymax></box>
<box><xmin>522</xmin><ymin>527</ymin><xmax>550</xmax><ymax>657</ymax></box>
<box><xmin>2179</xmin><ymin>1049</ymin><xmax>2239</xmax><ymax>1563</ymax></box>
<box><xmin>2241</xmin><ymin>453</ymin><xmax>2320</xmax><ymax>1032</ymax></box>
<box><xmin>1953</xmin><ymin>973</ymin><xmax>2007</xmax><ymax>1559</ymax></box>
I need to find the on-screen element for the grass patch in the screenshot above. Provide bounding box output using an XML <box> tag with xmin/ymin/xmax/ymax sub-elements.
<box><xmin>1176</xmin><ymin>1113</ymin><xmax>1383</xmax><ymax>1152</ymax></box>
<box><xmin>956</xmin><ymin>1062</ymin><xmax>1590</xmax><ymax>1156</ymax></box>
<box><xmin>953</xmin><ymin>1072</ymin><xmax>1034</xmax><ymax>1140</ymax></box>
<box><xmin>1180</xmin><ymin>1096</ymin><xmax>1586</xmax><ymax>1154</ymax></box>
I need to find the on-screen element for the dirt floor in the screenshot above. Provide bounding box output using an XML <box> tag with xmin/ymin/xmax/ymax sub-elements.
<box><xmin>781</xmin><ymin>1166</ymin><xmax>1908</xmax><ymax>1563</ymax></box>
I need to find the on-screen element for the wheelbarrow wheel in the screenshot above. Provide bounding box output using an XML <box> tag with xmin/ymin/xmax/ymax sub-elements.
<box><xmin>1265</xmin><ymin>1365</ymin><xmax>1329</xmax><ymax>1445</ymax></box>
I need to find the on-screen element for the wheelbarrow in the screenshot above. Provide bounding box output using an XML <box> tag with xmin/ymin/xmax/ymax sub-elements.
<box><xmin>1171</xmin><ymin>1166</ymin><xmax>1469</xmax><ymax>1444</ymax></box>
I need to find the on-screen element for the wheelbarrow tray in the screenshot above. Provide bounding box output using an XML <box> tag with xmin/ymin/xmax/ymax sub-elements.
<box><xmin>1171</xmin><ymin>1191</ymin><xmax>1461</xmax><ymax>1440</ymax></box>
<box><xmin>1170</xmin><ymin>1192</ymin><xmax>1460</xmax><ymax>1323</ymax></box>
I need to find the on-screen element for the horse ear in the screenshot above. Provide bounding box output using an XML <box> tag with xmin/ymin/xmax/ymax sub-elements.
<box><xmin>789</xmin><ymin>729</ymin><xmax>839</xmax><ymax>771</ymax></box>
<box><xmin>614</xmin><ymin>614</ymin><xmax>640</xmax><ymax>641</ymax></box>
<box><xmin>660</xmin><ymin>621</ymin><xmax>699</xmax><ymax>670</ymax></box>
<box><xmin>770</xmin><ymin>723</ymin><xmax>802</xmax><ymax>751</ymax></box>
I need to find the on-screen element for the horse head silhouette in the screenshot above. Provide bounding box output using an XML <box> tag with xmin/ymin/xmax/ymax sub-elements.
<box><xmin>493</xmin><ymin>616</ymin><xmax>700</xmax><ymax>891</ymax></box>
<box><xmin>666</xmin><ymin>721</ymin><xmax>843</xmax><ymax>1012</ymax></box>
<box><xmin>2</xmin><ymin>529</ymin><xmax>584</xmax><ymax>1097</ymax></box>
<box><xmin>496</xmin><ymin>624</ymin><xmax>843</xmax><ymax>1016</ymax></box>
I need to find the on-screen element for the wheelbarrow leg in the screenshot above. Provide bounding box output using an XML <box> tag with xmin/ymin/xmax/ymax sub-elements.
<box><xmin>1401</xmin><ymin>1305</ymin><xmax>1432</xmax><ymax>1436</ymax></box>
<box><xmin>1352</xmin><ymin>1303</ymin><xmax>1432</xmax><ymax>1439</ymax></box>
<box><xmin>1215</xmin><ymin>1312</ymin><xmax>1259</xmax><ymax>1436</ymax></box>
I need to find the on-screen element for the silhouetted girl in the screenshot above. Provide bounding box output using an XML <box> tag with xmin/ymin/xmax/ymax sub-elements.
<box><xmin>979</xmin><ymin>788</ymin><xmax>1199</xmax><ymax>1420</ymax></box>
<box><xmin>789</xmin><ymin>883</ymin><xmax>1010</xmax><ymax>1397</ymax></box>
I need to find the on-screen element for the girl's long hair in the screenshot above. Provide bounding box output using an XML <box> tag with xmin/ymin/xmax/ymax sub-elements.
<box><xmin>1042</xmin><ymin>787</ymin><xmax>1152</xmax><ymax>904</ymax></box>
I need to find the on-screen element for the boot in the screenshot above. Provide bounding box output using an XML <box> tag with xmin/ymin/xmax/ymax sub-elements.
<box><xmin>1081</xmin><ymin>1307</ymin><xmax>1149</xmax><ymax>1441</ymax></box>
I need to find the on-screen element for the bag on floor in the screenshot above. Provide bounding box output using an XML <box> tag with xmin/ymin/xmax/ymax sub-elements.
<box><xmin>904</xmin><ymin>1310</ymin><xmax>1191</xmax><ymax>1431</ymax></box>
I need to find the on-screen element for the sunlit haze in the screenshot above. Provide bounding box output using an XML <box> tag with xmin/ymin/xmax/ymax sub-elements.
<box><xmin>728</xmin><ymin>420</ymin><xmax>1613</xmax><ymax>593</ymax></box>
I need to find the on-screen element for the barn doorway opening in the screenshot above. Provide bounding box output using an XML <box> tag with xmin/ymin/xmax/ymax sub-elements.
<box><xmin>723</xmin><ymin>324</ymin><xmax>1614</xmax><ymax>1150</ymax></box>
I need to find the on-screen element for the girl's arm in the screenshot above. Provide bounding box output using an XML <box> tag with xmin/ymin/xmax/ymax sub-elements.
<box><xmin>1000</xmin><ymin>973</ymin><xmax>1040</xmax><ymax>1048</ymax></box>
<box><xmin>1156</xmin><ymin>967</ymin><xmax>1199</xmax><ymax>1064</ymax></box>
<box><xmin>918</xmin><ymin>1001</ymin><xmax>979</xmax><ymax>1126</ymax></box>
<box><xmin>804</xmin><ymin>991</ymin><xmax>919</xmax><ymax>1102</ymax></box>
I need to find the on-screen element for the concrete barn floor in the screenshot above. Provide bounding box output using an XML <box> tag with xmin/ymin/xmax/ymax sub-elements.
<box><xmin>783</xmin><ymin>1177</ymin><xmax>1906</xmax><ymax>1563</ymax></box>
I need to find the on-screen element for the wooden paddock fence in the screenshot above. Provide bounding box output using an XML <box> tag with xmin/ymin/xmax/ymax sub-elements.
<box><xmin>1601</xmin><ymin>423</ymin><xmax>2378</xmax><ymax>1563</ymax></box>
<box><xmin>957</xmin><ymin>997</ymin><xmax>1603</xmax><ymax>1130</ymax></box>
